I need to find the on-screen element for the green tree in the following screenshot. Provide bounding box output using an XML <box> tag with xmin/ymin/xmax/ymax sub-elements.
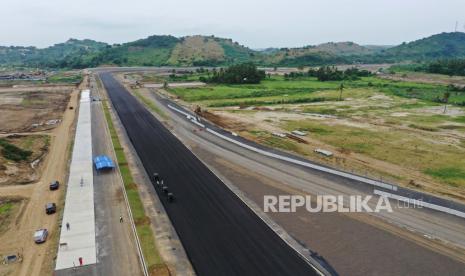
<box><xmin>200</xmin><ymin>63</ymin><xmax>265</xmax><ymax>84</ymax></box>
<box><xmin>339</xmin><ymin>83</ymin><xmax>345</xmax><ymax>101</ymax></box>
<box><xmin>443</xmin><ymin>91</ymin><xmax>450</xmax><ymax>113</ymax></box>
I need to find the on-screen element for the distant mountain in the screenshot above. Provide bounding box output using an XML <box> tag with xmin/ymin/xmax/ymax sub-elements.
<box><xmin>0</xmin><ymin>39</ymin><xmax>108</xmax><ymax>67</ymax></box>
<box><xmin>382</xmin><ymin>32</ymin><xmax>465</xmax><ymax>61</ymax></box>
<box><xmin>167</xmin><ymin>35</ymin><xmax>255</xmax><ymax>66</ymax></box>
<box><xmin>314</xmin><ymin>42</ymin><xmax>375</xmax><ymax>56</ymax></box>
<box><xmin>1</xmin><ymin>32</ymin><xmax>465</xmax><ymax>68</ymax></box>
<box><xmin>363</xmin><ymin>45</ymin><xmax>393</xmax><ymax>52</ymax></box>
<box><xmin>258</xmin><ymin>42</ymin><xmax>374</xmax><ymax>66</ymax></box>
<box><xmin>82</xmin><ymin>35</ymin><xmax>255</xmax><ymax>67</ymax></box>
<box><xmin>87</xmin><ymin>35</ymin><xmax>180</xmax><ymax>67</ymax></box>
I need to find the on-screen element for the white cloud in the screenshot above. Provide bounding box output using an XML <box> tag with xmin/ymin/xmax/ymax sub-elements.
<box><xmin>1</xmin><ymin>0</ymin><xmax>465</xmax><ymax>48</ymax></box>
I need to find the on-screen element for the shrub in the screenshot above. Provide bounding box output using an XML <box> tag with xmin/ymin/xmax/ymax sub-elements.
<box><xmin>0</xmin><ymin>139</ymin><xmax>32</xmax><ymax>162</ymax></box>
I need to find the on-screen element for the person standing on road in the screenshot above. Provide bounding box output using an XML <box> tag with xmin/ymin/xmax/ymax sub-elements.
<box><xmin>66</xmin><ymin>222</ymin><xmax>70</xmax><ymax>231</ymax></box>
<box><xmin>119</xmin><ymin>216</ymin><xmax>123</xmax><ymax>223</ymax></box>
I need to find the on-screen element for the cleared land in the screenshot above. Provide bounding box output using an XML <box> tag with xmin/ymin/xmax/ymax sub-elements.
<box><xmin>165</xmin><ymin>74</ymin><xmax>465</xmax><ymax>201</ymax></box>
<box><xmin>0</xmin><ymin>74</ymin><xmax>79</xmax><ymax>276</ymax></box>
<box><xmin>0</xmin><ymin>197</ymin><xmax>25</xmax><ymax>235</ymax></box>
<box><xmin>0</xmin><ymin>87</ymin><xmax>72</xmax><ymax>133</ymax></box>
<box><xmin>0</xmin><ymin>135</ymin><xmax>49</xmax><ymax>185</ymax></box>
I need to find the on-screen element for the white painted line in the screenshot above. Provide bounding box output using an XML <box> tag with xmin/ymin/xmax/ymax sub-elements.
<box><xmin>181</xmin><ymin>130</ymin><xmax>327</xmax><ymax>276</ymax></box>
<box><xmin>190</xmin><ymin>119</ymin><xmax>205</xmax><ymax>128</ymax></box>
<box><xmin>206</xmin><ymin>128</ymin><xmax>397</xmax><ymax>191</ymax></box>
<box><xmin>55</xmin><ymin>90</ymin><xmax>97</xmax><ymax>270</ymax></box>
<box><xmin>168</xmin><ymin>104</ymin><xmax>190</xmax><ymax>117</ymax></box>
<box><xmin>167</xmin><ymin>103</ymin><xmax>397</xmax><ymax>192</ymax></box>
<box><xmin>374</xmin><ymin>190</ymin><xmax>465</xmax><ymax>219</ymax></box>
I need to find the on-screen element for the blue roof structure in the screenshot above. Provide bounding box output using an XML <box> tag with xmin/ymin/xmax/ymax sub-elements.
<box><xmin>93</xmin><ymin>155</ymin><xmax>115</xmax><ymax>170</ymax></box>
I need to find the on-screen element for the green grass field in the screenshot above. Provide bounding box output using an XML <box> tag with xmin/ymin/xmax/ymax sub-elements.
<box><xmin>47</xmin><ymin>71</ymin><xmax>83</xmax><ymax>84</ymax></box>
<box><xmin>132</xmin><ymin>89</ymin><xmax>167</xmax><ymax>119</ymax></box>
<box><xmin>281</xmin><ymin>119</ymin><xmax>465</xmax><ymax>186</ymax></box>
<box><xmin>168</xmin><ymin>75</ymin><xmax>465</xmax><ymax>107</ymax></box>
<box><xmin>0</xmin><ymin>199</ymin><xmax>21</xmax><ymax>234</ymax></box>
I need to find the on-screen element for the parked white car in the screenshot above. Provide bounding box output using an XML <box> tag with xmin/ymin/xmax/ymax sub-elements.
<box><xmin>34</xmin><ymin>229</ymin><xmax>48</xmax><ymax>244</ymax></box>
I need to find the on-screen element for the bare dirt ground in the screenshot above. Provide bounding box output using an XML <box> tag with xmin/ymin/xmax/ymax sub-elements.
<box><xmin>379</xmin><ymin>71</ymin><xmax>465</xmax><ymax>87</ymax></box>
<box><xmin>211</xmin><ymin>108</ymin><xmax>465</xmax><ymax>202</ymax></box>
<box><xmin>0</xmin><ymin>135</ymin><xmax>50</xmax><ymax>186</ymax></box>
<box><xmin>263</xmin><ymin>64</ymin><xmax>394</xmax><ymax>75</ymax></box>
<box><xmin>0</xmin><ymin>197</ymin><xmax>26</xmax><ymax>236</ymax></box>
<box><xmin>0</xmin><ymin>79</ymin><xmax>81</xmax><ymax>276</ymax></box>
<box><xmin>0</xmin><ymin>86</ymin><xmax>73</xmax><ymax>133</ymax></box>
<box><xmin>158</xmin><ymin>82</ymin><xmax>465</xmax><ymax>203</ymax></box>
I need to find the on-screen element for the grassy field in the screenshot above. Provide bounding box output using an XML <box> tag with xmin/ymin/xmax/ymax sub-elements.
<box><xmin>132</xmin><ymin>89</ymin><xmax>167</xmax><ymax>119</ymax></box>
<box><xmin>281</xmin><ymin>119</ymin><xmax>465</xmax><ymax>187</ymax></box>
<box><xmin>0</xmin><ymin>199</ymin><xmax>22</xmax><ymax>234</ymax></box>
<box><xmin>124</xmin><ymin>71</ymin><xmax>207</xmax><ymax>84</ymax></box>
<box><xmin>168</xmin><ymin>75</ymin><xmax>465</xmax><ymax>107</ymax></box>
<box><xmin>47</xmin><ymin>71</ymin><xmax>82</xmax><ymax>84</ymax></box>
<box><xmin>168</xmin><ymin>74</ymin><xmax>465</xmax><ymax>194</ymax></box>
<box><xmin>102</xmin><ymin>100</ymin><xmax>165</xmax><ymax>273</ymax></box>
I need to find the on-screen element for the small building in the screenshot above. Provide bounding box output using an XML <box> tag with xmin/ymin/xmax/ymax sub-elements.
<box><xmin>291</xmin><ymin>130</ymin><xmax>307</xmax><ymax>136</ymax></box>
<box><xmin>314</xmin><ymin>149</ymin><xmax>333</xmax><ymax>157</ymax></box>
<box><xmin>93</xmin><ymin>155</ymin><xmax>115</xmax><ymax>170</ymax></box>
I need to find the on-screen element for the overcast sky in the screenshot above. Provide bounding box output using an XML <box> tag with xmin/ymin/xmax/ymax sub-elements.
<box><xmin>2</xmin><ymin>0</ymin><xmax>465</xmax><ymax>48</ymax></box>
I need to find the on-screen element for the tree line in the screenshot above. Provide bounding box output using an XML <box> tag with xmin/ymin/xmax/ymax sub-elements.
<box><xmin>199</xmin><ymin>63</ymin><xmax>266</xmax><ymax>84</ymax></box>
<box><xmin>284</xmin><ymin>66</ymin><xmax>371</xmax><ymax>81</ymax></box>
<box><xmin>425</xmin><ymin>59</ymin><xmax>465</xmax><ymax>76</ymax></box>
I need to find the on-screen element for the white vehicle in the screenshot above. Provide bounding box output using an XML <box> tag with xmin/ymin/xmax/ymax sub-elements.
<box><xmin>34</xmin><ymin>229</ymin><xmax>48</xmax><ymax>244</ymax></box>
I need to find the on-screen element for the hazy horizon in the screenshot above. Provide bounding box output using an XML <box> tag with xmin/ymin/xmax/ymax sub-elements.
<box><xmin>2</xmin><ymin>0</ymin><xmax>465</xmax><ymax>48</ymax></box>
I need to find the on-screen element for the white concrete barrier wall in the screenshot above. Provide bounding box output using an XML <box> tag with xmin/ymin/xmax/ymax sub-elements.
<box><xmin>166</xmin><ymin>103</ymin><xmax>465</xmax><ymax>220</ymax></box>
<box><xmin>55</xmin><ymin>90</ymin><xmax>96</xmax><ymax>270</ymax></box>
<box><xmin>374</xmin><ymin>190</ymin><xmax>465</xmax><ymax>219</ymax></box>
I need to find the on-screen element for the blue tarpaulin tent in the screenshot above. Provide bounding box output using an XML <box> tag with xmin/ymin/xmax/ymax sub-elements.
<box><xmin>93</xmin><ymin>155</ymin><xmax>115</xmax><ymax>170</ymax></box>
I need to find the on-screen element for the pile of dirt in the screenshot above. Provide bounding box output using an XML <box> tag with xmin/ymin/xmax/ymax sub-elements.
<box><xmin>197</xmin><ymin>109</ymin><xmax>247</xmax><ymax>130</ymax></box>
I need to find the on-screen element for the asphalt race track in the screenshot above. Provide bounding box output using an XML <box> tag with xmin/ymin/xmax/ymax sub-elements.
<box><xmin>99</xmin><ymin>73</ymin><xmax>321</xmax><ymax>276</ymax></box>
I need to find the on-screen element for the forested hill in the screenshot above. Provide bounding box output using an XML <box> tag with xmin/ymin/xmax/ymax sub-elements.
<box><xmin>382</xmin><ymin>32</ymin><xmax>465</xmax><ymax>61</ymax></box>
<box><xmin>1</xmin><ymin>32</ymin><xmax>465</xmax><ymax>68</ymax></box>
<box><xmin>0</xmin><ymin>39</ymin><xmax>107</xmax><ymax>67</ymax></box>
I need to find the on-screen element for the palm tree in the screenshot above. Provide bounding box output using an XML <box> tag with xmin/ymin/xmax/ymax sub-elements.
<box><xmin>339</xmin><ymin>83</ymin><xmax>345</xmax><ymax>101</ymax></box>
<box><xmin>443</xmin><ymin>91</ymin><xmax>450</xmax><ymax>113</ymax></box>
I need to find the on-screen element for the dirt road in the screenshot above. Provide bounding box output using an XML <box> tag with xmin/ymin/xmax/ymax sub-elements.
<box><xmin>0</xmin><ymin>83</ymin><xmax>79</xmax><ymax>276</ymax></box>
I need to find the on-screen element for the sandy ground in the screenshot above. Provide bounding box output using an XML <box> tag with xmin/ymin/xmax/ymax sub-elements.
<box><xmin>0</xmin><ymin>87</ymin><xmax>72</xmax><ymax>133</ymax></box>
<box><xmin>210</xmin><ymin>108</ymin><xmax>465</xmax><ymax>202</ymax></box>
<box><xmin>379</xmin><ymin>71</ymin><xmax>465</xmax><ymax>87</ymax></box>
<box><xmin>0</xmin><ymin>80</ymin><xmax>80</xmax><ymax>275</ymax></box>
<box><xmin>262</xmin><ymin>64</ymin><xmax>394</xmax><ymax>75</ymax></box>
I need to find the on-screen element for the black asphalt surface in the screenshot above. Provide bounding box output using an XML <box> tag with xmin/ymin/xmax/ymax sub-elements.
<box><xmin>158</xmin><ymin>94</ymin><xmax>465</xmax><ymax>214</ymax></box>
<box><xmin>99</xmin><ymin>73</ymin><xmax>320</xmax><ymax>276</ymax></box>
